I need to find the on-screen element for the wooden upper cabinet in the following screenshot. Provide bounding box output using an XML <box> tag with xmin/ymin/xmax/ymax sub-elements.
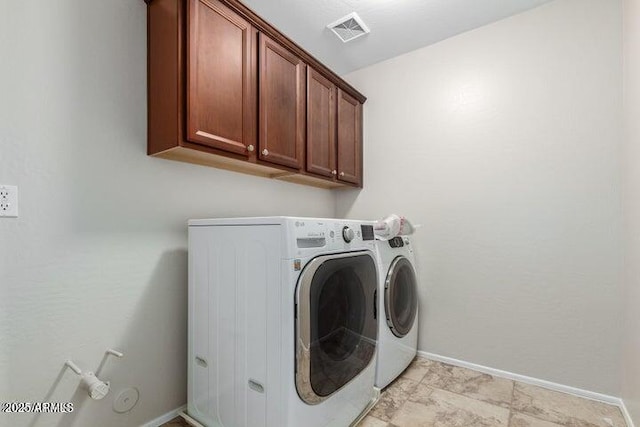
<box><xmin>186</xmin><ymin>0</ymin><xmax>256</xmax><ymax>156</ymax></box>
<box><xmin>258</xmin><ymin>33</ymin><xmax>306</xmax><ymax>170</ymax></box>
<box><xmin>337</xmin><ymin>89</ymin><xmax>363</xmax><ymax>186</ymax></box>
<box><xmin>147</xmin><ymin>0</ymin><xmax>366</xmax><ymax>188</ymax></box>
<box><xmin>306</xmin><ymin>67</ymin><xmax>336</xmax><ymax>178</ymax></box>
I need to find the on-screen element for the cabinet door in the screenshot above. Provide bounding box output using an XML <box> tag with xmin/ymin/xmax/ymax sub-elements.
<box><xmin>306</xmin><ymin>68</ymin><xmax>336</xmax><ymax>178</ymax></box>
<box><xmin>187</xmin><ymin>0</ymin><xmax>256</xmax><ymax>156</ymax></box>
<box><xmin>259</xmin><ymin>33</ymin><xmax>306</xmax><ymax>169</ymax></box>
<box><xmin>337</xmin><ymin>89</ymin><xmax>363</xmax><ymax>186</ymax></box>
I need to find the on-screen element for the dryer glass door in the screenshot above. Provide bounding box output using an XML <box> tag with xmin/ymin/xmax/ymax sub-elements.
<box><xmin>295</xmin><ymin>252</ymin><xmax>377</xmax><ymax>404</ymax></box>
<box><xmin>384</xmin><ymin>256</ymin><xmax>417</xmax><ymax>338</ymax></box>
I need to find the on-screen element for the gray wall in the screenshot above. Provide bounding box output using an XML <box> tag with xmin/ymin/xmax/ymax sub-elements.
<box><xmin>0</xmin><ymin>1</ymin><xmax>335</xmax><ymax>426</ymax></box>
<box><xmin>338</xmin><ymin>0</ymin><xmax>624</xmax><ymax>395</ymax></box>
<box><xmin>622</xmin><ymin>0</ymin><xmax>640</xmax><ymax>423</ymax></box>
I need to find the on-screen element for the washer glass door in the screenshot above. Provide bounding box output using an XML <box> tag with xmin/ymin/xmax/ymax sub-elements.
<box><xmin>295</xmin><ymin>252</ymin><xmax>377</xmax><ymax>404</ymax></box>
<box><xmin>384</xmin><ymin>256</ymin><xmax>417</xmax><ymax>338</ymax></box>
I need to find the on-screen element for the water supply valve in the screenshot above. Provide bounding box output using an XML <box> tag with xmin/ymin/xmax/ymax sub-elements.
<box><xmin>64</xmin><ymin>348</ymin><xmax>124</xmax><ymax>401</ymax></box>
<box><xmin>81</xmin><ymin>372</ymin><xmax>110</xmax><ymax>400</ymax></box>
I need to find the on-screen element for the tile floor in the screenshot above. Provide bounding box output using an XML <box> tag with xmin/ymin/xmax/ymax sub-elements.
<box><xmin>162</xmin><ymin>357</ymin><xmax>627</xmax><ymax>427</ymax></box>
<box><xmin>162</xmin><ymin>417</ymin><xmax>190</xmax><ymax>427</ymax></box>
<box><xmin>361</xmin><ymin>357</ymin><xmax>626</xmax><ymax>427</ymax></box>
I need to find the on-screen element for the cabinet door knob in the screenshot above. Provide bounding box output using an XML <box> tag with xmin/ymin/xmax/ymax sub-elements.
<box><xmin>331</xmin><ymin>170</ymin><xmax>337</xmax><ymax>175</ymax></box>
<box><xmin>247</xmin><ymin>145</ymin><xmax>254</xmax><ymax>152</ymax></box>
<box><xmin>262</xmin><ymin>149</ymin><xmax>269</xmax><ymax>156</ymax></box>
<box><xmin>340</xmin><ymin>171</ymin><xmax>345</xmax><ymax>177</ymax></box>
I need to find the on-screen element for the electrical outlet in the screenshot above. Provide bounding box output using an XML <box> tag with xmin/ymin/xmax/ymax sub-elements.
<box><xmin>0</xmin><ymin>185</ymin><xmax>18</xmax><ymax>217</ymax></box>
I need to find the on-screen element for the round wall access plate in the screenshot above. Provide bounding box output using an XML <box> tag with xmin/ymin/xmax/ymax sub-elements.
<box><xmin>112</xmin><ymin>387</ymin><xmax>139</xmax><ymax>413</ymax></box>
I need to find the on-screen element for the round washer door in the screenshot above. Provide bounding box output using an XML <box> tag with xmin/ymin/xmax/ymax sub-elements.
<box><xmin>295</xmin><ymin>252</ymin><xmax>378</xmax><ymax>404</ymax></box>
<box><xmin>384</xmin><ymin>256</ymin><xmax>417</xmax><ymax>338</ymax></box>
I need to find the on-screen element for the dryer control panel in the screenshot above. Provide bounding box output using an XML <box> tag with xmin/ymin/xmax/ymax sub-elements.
<box><xmin>388</xmin><ymin>236</ymin><xmax>404</xmax><ymax>248</ymax></box>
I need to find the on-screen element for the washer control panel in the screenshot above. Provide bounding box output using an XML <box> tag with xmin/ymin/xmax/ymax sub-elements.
<box><xmin>361</xmin><ymin>224</ymin><xmax>375</xmax><ymax>241</ymax></box>
<box><xmin>291</xmin><ymin>219</ymin><xmax>375</xmax><ymax>254</ymax></box>
<box><xmin>294</xmin><ymin>220</ymin><xmax>327</xmax><ymax>249</ymax></box>
<box><xmin>342</xmin><ymin>226</ymin><xmax>355</xmax><ymax>243</ymax></box>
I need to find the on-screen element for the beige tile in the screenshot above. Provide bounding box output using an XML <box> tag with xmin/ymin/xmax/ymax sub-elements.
<box><xmin>420</xmin><ymin>360</ymin><xmax>514</xmax><ymax>408</ymax></box>
<box><xmin>391</xmin><ymin>389</ymin><xmax>510</xmax><ymax>427</ymax></box>
<box><xmin>358</xmin><ymin>414</ymin><xmax>390</xmax><ymax>427</ymax></box>
<box><xmin>161</xmin><ymin>417</ymin><xmax>190</xmax><ymax>427</ymax></box>
<box><xmin>512</xmin><ymin>382</ymin><xmax>627</xmax><ymax>427</ymax></box>
<box><xmin>401</xmin><ymin>357</ymin><xmax>434</xmax><ymax>382</ymax></box>
<box><xmin>370</xmin><ymin>377</ymin><xmax>419</xmax><ymax>421</ymax></box>
<box><xmin>509</xmin><ymin>412</ymin><xmax>564</xmax><ymax>427</ymax></box>
<box><xmin>407</xmin><ymin>383</ymin><xmax>435</xmax><ymax>406</ymax></box>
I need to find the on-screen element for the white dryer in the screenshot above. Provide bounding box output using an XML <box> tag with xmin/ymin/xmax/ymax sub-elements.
<box><xmin>374</xmin><ymin>235</ymin><xmax>419</xmax><ymax>389</ymax></box>
<box><xmin>187</xmin><ymin>217</ymin><xmax>379</xmax><ymax>427</ymax></box>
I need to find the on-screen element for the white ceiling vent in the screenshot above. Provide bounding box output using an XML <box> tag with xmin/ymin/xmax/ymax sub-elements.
<box><xmin>327</xmin><ymin>12</ymin><xmax>370</xmax><ymax>43</ymax></box>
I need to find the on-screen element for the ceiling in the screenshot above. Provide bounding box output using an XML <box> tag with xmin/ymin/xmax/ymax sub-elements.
<box><xmin>242</xmin><ymin>0</ymin><xmax>555</xmax><ymax>75</ymax></box>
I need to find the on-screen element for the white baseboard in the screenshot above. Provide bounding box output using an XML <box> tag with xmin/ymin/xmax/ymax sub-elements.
<box><xmin>418</xmin><ymin>350</ymin><xmax>634</xmax><ymax>425</ymax></box>
<box><xmin>140</xmin><ymin>404</ymin><xmax>187</xmax><ymax>427</ymax></box>
<box><xmin>620</xmin><ymin>399</ymin><xmax>637</xmax><ymax>427</ymax></box>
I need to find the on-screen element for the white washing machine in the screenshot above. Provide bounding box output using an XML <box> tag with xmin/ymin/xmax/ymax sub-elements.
<box><xmin>374</xmin><ymin>235</ymin><xmax>419</xmax><ymax>389</ymax></box>
<box><xmin>187</xmin><ymin>217</ymin><xmax>379</xmax><ymax>427</ymax></box>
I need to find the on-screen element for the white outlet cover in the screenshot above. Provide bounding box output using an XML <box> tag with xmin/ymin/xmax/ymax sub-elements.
<box><xmin>113</xmin><ymin>387</ymin><xmax>139</xmax><ymax>413</ymax></box>
<box><xmin>0</xmin><ymin>185</ymin><xmax>18</xmax><ymax>218</ymax></box>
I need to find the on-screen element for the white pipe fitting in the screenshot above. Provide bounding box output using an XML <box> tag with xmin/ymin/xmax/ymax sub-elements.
<box><xmin>64</xmin><ymin>349</ymin><xmax>124</xmax><ymax>401</ymax></box>
<box><xmin>80</xmin><ymin>372</ymin><xmax>110</xmax><ymax>400</ymax></box>
<box><xmin>64</xmin><ymin>360</ymin><xmax>82</xmax><ymax>375</ymax></box>
<box><xmin>106</xmin><ymin>348</ymin><xmax>124</xmax><ymax>358</ymax></box>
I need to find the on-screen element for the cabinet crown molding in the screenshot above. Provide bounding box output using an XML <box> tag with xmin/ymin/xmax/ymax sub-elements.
<box><xmin>145</xmin><ymin>0</ymin><xmax>366</xmax><ymax>103</ymax></box>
